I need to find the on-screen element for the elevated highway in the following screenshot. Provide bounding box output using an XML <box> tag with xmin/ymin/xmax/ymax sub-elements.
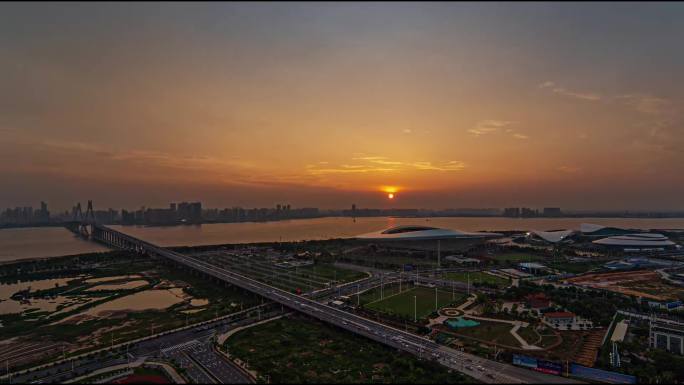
<box><xmin>79</xmin><ymin>224</ymin><xmax>579</xmax><ymax>384</ymax></box>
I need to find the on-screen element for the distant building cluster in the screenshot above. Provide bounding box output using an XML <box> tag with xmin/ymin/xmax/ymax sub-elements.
<box><xmin>0</xmin><ymin>201</ymin><xmax>50</xmax><ymax>225</ymax></box>
<box><xmin>342</xmin><ymin>205</ymin><xmax>500</xmax><ymax>217</ymax></box>
<box><xmin>503</xmin><ymin>207</ymin><xmax>563</xmax><ymax>218</ymax></box>
<box><xmin>122</xmin><ymin>201</ymin><xmax>203</xmax><ymax>225</ymax></box>
<box><xmin>2</xmin><ymin>200</ymin><xmax>684</xmax><ymax>229</ymax></box>
<box><xmin>204</xmin><ymin>205</ymin><xmax>320</xmax><ymax>223</ymax></box>
<box><xmin>120</xmin><ymin>202</ymin><xmax>319</xmax><ymax>225</ymax></box>
<box><xmin>0</xmin><ymin>201</ymin><xmax>324</xmax><ymax>227</ymax></box>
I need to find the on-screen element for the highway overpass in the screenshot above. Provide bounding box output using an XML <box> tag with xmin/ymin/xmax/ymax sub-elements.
<box><xmin>79</xmin><ymin>223</ymin><xmax>580</xmax><ymax>384</ymax></box>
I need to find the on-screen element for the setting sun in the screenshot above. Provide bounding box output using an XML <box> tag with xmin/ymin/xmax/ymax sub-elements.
<box><xmin>381</xmin><ymin>186</ymin><xmax>398</xmax><ymax>200</ymax></box>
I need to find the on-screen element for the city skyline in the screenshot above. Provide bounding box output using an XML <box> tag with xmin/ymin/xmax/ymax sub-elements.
<box><xmin>5</xmin><ymin>199</ymin><xmax>684</xmax><ymax>229</ymax></box>
<box><xmin>2</xmin><ymin>2</ymin><xmax>684</xmax><ymax>211</ymax></box>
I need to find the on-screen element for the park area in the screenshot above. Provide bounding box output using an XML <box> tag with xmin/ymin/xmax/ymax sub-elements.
<box><xmin>225</xmin><ymin>315</ymin><xmax>471</xmax><ymax>383</ymax></box>
<box><xmin>295</xmin><ymin>263</ymin><xmax>367</xmax><ymax>284</ymax></box>
<box><xmin>363</xmin><ymin>286</ymin><xmax>465</xmax><ymax>320</ymax></box>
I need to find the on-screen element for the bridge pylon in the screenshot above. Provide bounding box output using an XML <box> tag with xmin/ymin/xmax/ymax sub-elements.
<box><xmin>84</xmin><ymin>200</ymin><xmax>96</xmax><ymax>224</ymax></box>
<box><xmin>66</xmin><ymin>200</ymin><xmax>96</xmax><ymax>239</ymax></box>
<box><xmin>72</xmin><ymin>202</ymin><xmax>83</xmax><ymax>221</ymax></box>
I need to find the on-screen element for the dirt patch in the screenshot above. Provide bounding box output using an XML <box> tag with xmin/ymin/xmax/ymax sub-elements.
<box><xmin>565</xmin><ymin>270</ymin><xmax>680</xmax><ymax>301</ymax></box>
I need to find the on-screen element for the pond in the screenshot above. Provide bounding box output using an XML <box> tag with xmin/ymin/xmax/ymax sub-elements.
<box><xmin>0</xmin><ymin>277</ymin><xmax>86</xmax><ymax>315</ymax></box>
<box><xmin>81</xmin><ymin>288</ymin><xmax>187</xmax><ymax>317</ymax></box>
<box><xmin>444</xmin><ymin>317</ymin><xmax>480</xmax><ymax>329</ymax></box>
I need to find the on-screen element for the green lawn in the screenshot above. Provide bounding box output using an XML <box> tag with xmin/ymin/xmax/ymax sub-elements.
<box><xmin>358</xmin><ymin>282</ymin><xmax>407</xmax><ymax>305</ymax></box>
<box><xmin>444</xmin><ymin>272</ymin><xmax>509</xmax><ymax>288</ymax></box>
<box><xmin>296</xmin><ymin>263</ymin><xmax>367</xmax><ymax>284</ymax></box>
<box><xmin>449</xmin><ymin>320</ymin><xmax>519</xmax><ymax>347</ymax></box>
<box><xmin>516</xmin><ymin>326</ymin><xmax>540</xmax><ymax>345</ymax></box>
<box><xmin>364</xmin><ymin>286</ymin><xmax>464</xmax><ymax>320</ymax></box>
<box><xmin>225</xmin><ymin>315</ymin><xmax>472</xmax><ymax>383</ymax></box>
<box><xmin>538</xmin><ymin>334</ymin><xmax>560</xmax><ymax>349</ymax></box>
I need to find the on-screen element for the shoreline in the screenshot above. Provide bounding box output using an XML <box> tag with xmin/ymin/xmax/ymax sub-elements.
<box><xmin>2</xmin><ymin>216</ymin><xmax>683</xmax><ymax>263</ymax></box>
<box><xmin>3</xmin><ymin>214</ymin><xmax>684</xmax><ymax>231</ymax></box>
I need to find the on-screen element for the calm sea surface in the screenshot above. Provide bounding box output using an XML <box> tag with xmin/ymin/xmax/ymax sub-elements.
<box><xmin>2</xmin><ymin>217</ymin><xmax>684</xmax><ymax>262</ymax></box>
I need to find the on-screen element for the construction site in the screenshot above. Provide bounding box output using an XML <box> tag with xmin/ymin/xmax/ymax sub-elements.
<box><xmin>564</xmin><ymin>270</ymin><xmax>684</xmax><ymax>302</ymax></box>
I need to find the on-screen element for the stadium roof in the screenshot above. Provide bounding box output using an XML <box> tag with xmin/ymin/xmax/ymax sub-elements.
<box><xmin>528</xmin><ymin>229</ymin><xmax>575</xmax><ymax>243</ymax></box>
<box><xmin>592</xmin><ymin>233</ymin><xmax>676</xmax><ymax>247</ymax></box>
<box><xmin>580</xmin><ymin>223</ymin><xmax>607</xmax><ymax>233</ymax></box>
<box><xmin>580</xmin><ymin>223</ymin><xmax>634</xmax><ymax>235</ymax></box>
<box><xmin>355</xmin><ymin>225</ymin><xmax>502</xmax><ymax>241</ymax></box>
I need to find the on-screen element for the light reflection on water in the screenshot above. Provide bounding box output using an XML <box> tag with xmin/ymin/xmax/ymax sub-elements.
<box><xmin>81</xmin><ymin>288</ymin><xmax>187</xmax><ymax>316</ymax></box>
<box><xmin>0</xmin><ymin>277</ymin><xmax>89</xmax><ymax>315</ymax></box>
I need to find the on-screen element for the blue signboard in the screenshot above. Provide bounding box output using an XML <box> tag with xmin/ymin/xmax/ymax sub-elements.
<box><xmin>403</xmin><ymin>264</ymin><xmax>415</xmax><ymax>271</ymax></box>
<box><xmin>570</xmin><ymin>364</ymin><xmax>637</xmax><ymax>384</ymax></box>
<box><xmin>667</xmin><ymin>300</ymin><xmax>682</xmax><ymax>309</ymax></box>
<box><xmin>512</xmin><ymin>354</ymin><xmax>538</xmax><ymax>369</ymax></box>
<box><xmin>534</xmin><ymin>359</ymin><xmax>562</xmax><ymax>375</ymax></box>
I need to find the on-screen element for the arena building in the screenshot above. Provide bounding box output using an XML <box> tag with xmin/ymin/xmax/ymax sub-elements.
<box><xmin>580</xmin><ymin>223</ymin><xmax>636</xmax><ymax>237</ymax></box>
<box><xmin>525</xmin><ymin>229</ymin><xmax>576</xmax><ymax>244</ymax></box>
<box><xmin>354</xmin><ymin>225</ymin><xmax>502</xmax><ymax>251</ymax></box>
<box><xmin>592</xmin><ymin>233</ymin><xmax>677</xmax><ymax>251</ymax></box>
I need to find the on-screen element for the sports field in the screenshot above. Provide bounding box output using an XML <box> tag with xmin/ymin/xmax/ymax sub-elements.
<box><xmin>444</xmin><ymin>271</ymin><xmax>509</xmax><ymax>287</ymax></box>
<box><xmin>364</xmin><ymin>286</ymin><xmax>464</xmax><ymax>320</ymax></box>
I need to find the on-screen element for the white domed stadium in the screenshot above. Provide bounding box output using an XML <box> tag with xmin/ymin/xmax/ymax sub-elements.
<box><xmin>354</xmin><ymin>225</ymin><xmax>502</xmax><ymax>252</ymax></box>
<box><xmin>592</xmin><ymin>233</ymin><xmax>677</xmax><ymax>250</ymax></box>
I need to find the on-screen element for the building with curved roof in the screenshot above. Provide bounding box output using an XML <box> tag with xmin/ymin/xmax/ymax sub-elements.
<box><xmin>526</xmin><ymin>229</ymin><xmax>576</xmax><ymax>244</ymax></box>
<box><xmin>355</xmin><ymin>225</ymin><xmax>502</xmax><ymax>241</ymax></box>
<box><xmin>580</xmin><ymin>223</ymin><xmax>635</xmax><ymax>237</ymax></box>
<box><xmin>592</xmin><ymin>233</ymin><xmax>676</xmax><ymax>249</ymax></box>
<box><xmin>354</xmin><ymin>225</ymin><xmax>502</xmax><ymax>252</ymax></box>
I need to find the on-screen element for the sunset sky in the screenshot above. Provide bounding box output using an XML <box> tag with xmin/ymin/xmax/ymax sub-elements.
<box><xmin>1</xmin><ymin>2</ymin><xmax>683</xmax><ymax>211</ymax></box>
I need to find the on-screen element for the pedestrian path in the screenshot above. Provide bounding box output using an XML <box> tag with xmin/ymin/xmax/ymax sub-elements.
<box><xmin>444</xmin><ymin>294</ymin><xmax>541</xmax><ymax>350</ymax></box>
<box><xmin>217</xmin><ymin>314</ymin><xmax>288</xmax><ymax>345</ymax></box>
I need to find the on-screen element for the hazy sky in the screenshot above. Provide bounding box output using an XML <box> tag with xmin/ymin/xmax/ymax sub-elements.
<box><xmin>1</xmin><ymin>2</ymin><xmax>683</xmax><ymax>211</ymax></box>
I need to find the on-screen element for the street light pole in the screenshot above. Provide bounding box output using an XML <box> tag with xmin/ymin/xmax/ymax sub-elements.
<box><xmin>467</xmin><ymin>272</ymin><xmax>470</xmax><ymax>296</ymax></box>
<box><xmin>414</xmin><ymin>295</ymin><xmax>417</xmax><ymax>322</ymax></box>
<box><xmin>437</xmin><ymin>240</ymin><xmax>441</xmax><ymax>268</ymax></box>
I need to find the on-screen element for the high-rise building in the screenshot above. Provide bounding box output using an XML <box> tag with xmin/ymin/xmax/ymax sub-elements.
<box><xmin>543</xmin><ymin>207</ymin><xmax>562</xmax><ymax>217</ymax></box>
<box><xmin>503</xmin><ymin>207</ymin><xmax>520</xmax><ymax>217</ymax></box>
